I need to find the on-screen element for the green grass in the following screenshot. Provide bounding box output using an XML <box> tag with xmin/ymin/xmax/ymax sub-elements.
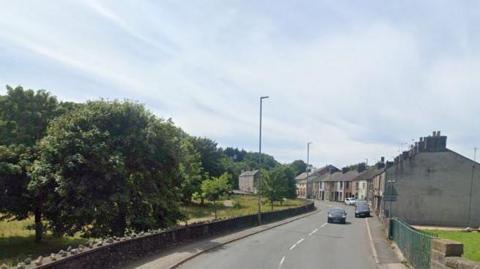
<box><xmin>424</xmin><ymin>230</ymin><xmax>480</xmax><ymax>262</ymax></box>
<box><xmin>181</xmin><ymin>194</ymin><xmax>305</xmax><ymax>223</ymax></box>
<box><xmin>0</xmin><ymin>218</ymin><xmax>87</xmax><ymax>266</ymax></box>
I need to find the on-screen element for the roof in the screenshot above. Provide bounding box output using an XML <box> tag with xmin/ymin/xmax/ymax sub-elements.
<box><xmin>353</xmin><ymin>166</ymin><xmax>385</xmax><ymax>181</ymax></box>
<box><xmin>239</xmin><ymin>170</ymin><xmax>259</xmax><ymax>177</ymax></box>
<box><xmin>295</xmin><ymin>165</ymin><xmax>339</xmax><ymax>181</ymax></box>
<box><xmin>322</xmin><ymin>170</ymin><xmax>360</xmax><ymax>182</ymax></box>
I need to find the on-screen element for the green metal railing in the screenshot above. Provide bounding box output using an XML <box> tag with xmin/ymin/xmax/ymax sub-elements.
<box><xmin>389</xmin><ymin>217</ymin><xmax>437</xmax><ymax>269</ymax></box>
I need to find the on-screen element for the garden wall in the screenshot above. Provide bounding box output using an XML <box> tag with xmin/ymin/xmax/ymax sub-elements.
<box><xmin>22</xmin><ymin>201</ymin><xmax>314</xmax><ymax>269</ymax></box>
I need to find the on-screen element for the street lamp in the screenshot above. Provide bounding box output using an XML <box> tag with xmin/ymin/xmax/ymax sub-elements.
<box><xmin>257</xmin><ymin>96</ymin><xmax>269</xmax><ymax>225</ymax></box>
<box><xmin>306</xmin><ymin>142</ymin><xmax>312</xmax><ymax>199</ymax></box>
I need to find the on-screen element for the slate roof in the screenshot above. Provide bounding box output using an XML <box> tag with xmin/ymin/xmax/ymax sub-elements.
<box><xmin>321</xmin><ymin>170</ymin><xmax>360</xmax><ymax>182</ymax></box>
<box><xmin>239</xmin><ymin>170</ymin><xmax>259</xmax><ymax>177</ymax></box>
<box><xmin>295</xmin><ymin>165</ymin><xmax>339</xmax><ymax>181</ymax></box>
<box><xmin>353</xmin><ymin>166</ymin><xmax>385</xmax><ymax>181</ymax></box>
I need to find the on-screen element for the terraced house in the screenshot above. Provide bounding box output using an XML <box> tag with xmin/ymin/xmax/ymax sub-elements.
<box><xmin>377</xmin><ymin>131</ymin><xmax>480</xmax><ymax>227</ymax></box>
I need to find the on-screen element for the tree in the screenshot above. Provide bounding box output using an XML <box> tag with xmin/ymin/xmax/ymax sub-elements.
<box><xmin>0</xmin><ymin>145</ymin><xmax>35</xmax><ymax>226</ymax></box>
<box><xmin>179</xmin><ymin>136</ymin><xmax>205</xmax><ymax>203</ymax></box>
<box><xmin>261</xmin><ymin>167</ymin><xmax>289</xmax><ymax>210</ymax></box>
<box><xmin>191</xmin><ymin>137</ymin><xmax>225</xmax><ymax>178</ymax></box>
<box><xmin>288</xmin><ymin>160</ymin><xmax>307</xmax><ymax>177</ymax></box>
<box><xmin>0</xmin><ymin>85</ymin><xmax>62</xmax><ymax>146</ymax></box>
<box><xmin>200</xmin><ymin>173</ymin><xmax>232</xmax><ymax>219</ymax></box>
<box><xmin>30</xmin><ymin>100</ymin><xmax>184</xmax><ymax>237</ymax></box>
<box><xmin>0</xmin><ymin>85</ymin><xmax>70</xmax><ymax>242</ymax></box>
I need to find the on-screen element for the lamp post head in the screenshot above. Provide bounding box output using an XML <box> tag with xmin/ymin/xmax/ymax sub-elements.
<box><xmin>260</xmin><ymin>96</ymin><xmax>269</xmax><ymax>100</ymax></box>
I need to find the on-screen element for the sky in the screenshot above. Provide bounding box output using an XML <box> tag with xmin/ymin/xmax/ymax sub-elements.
<box><xmin>0</xmin><ymin>0</ymin><xmax>479</xmax><ymax>168</ymax></box>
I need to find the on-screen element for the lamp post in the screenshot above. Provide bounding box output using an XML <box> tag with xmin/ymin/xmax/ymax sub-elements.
<box><xmin>257</xmin><ymin>96</ymin><xmax>269</xmax><ymax>225</ymax></box>
<box><xmin>306</xmin><ymin>142</ymin><xmax>312</xmax><ymax>199</ymax></box>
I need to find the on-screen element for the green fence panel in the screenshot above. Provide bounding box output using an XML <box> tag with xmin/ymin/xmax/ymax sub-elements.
<box><xmin>389</xmin><ymin>218</ymin><xmax>437</xmax><ymax>269</ymax></box>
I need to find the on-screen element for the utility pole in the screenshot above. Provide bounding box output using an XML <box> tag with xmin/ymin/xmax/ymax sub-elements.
<box><xmin>474</xmin><ymin>147</ymin><xmax>477</xmax><ymax>162</ymax></box>
<box><xmin>257</xmin><ymin>96</ymin><xmax>269</xmax><ymax>225</ymax></box>
<box><xmin>306</xmin><ymin>142</ymin><xmax>312</xmax><ymax>199</ymax></box>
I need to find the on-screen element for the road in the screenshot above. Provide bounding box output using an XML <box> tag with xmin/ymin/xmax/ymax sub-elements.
<box><xmin>177</xmin><ymin>201</ymin><xmax>378</xmax><ymax>269</ymax></box>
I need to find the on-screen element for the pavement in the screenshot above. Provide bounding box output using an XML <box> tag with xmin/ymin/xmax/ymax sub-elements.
<box><xmin>124</xmin><ymin>201</ymin><xmax>405</xmax><ymax>269</ymax></box>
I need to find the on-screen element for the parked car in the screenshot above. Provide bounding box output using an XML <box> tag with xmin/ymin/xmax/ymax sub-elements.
<box><xmin>327</xmin><ymin>208</ymin><xmax>347</xmax><ymax>224</ymax></box>
<box><xmin>345</xmin><ymin>197</ymin><xmax>356</xmax><ymax>205</ymax></box>
<box><xmin>355</xmin><ymin>204</ymin><xmax>370</xmax><ymax>218</ymax></box>
<box><xmin>355</xmin><ymin>199</ymin><xmax>368</xmax><ymax>207</ymax></box>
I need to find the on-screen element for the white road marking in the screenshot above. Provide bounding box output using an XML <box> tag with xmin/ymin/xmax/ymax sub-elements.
<box><xmin>320</xmin><ymin>223</ymin><xmax>328</xmax><ymax>228</ymax></box>
<box><xmin>278</xmin><ymin>256</ymin><xmax>286</xmax><ymax>268</ymax></box>
<box><xmin>308</xmin><ymin>228</ymin><xmax>318</xmax><ymax>236</ymax></box>
<box><xmin>296</xmin><ymin>238</ymin><xmax>304</xmax><ymax>245</ymax></box>
<box><xmin>289</xmin><ymin>243</ymin><xmax>297</xmax><ymax>250</ymax></box>
<box><xmin>365</xmin><ymin>218</ymin><xmax>380</xmax><ymax>264</ymax></box>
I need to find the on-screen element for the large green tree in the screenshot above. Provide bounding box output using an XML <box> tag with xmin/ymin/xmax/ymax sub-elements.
<box><xmin>288</xmin><ymin>160</ymin><xmax>307</xmax><ymax>177</ymax></box>
<box><xmin>0</xmin><ymin>86</ymin><xmax>73</xmax><ymax>242</ymax></box>
<box><xmin>179</xmin><ymin>136</ymin><xmax>205</xmax><ymax>203</ymax></box>
<box><xmin>191</xmin><ymin>137</ymin><xmax>225</xmax><ymax>177</ymax></box>
<box><xmin>30</xmin><ymin>101</ymin><xmax>184</xmax><ymax>237</ymax></box>
<box><xmin>0</xmin><ymin>86</ymin><xmax>62</xmax><ymax>146</ymax></box>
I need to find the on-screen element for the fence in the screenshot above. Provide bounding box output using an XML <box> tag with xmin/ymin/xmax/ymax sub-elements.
<box><xmin>389</xmin><ymin>217</ymin><xmax>437</xmax><ymax>269</ymax></box>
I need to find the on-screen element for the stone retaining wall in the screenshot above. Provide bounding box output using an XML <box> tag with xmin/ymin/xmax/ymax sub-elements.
<box><xmin>431</xmin><ymin>238</ymin><xmax>480</xmax><ymax>269</ymax></box>
<box><xmin>16</xmin><ymin>201</ymin><xmax>314</xmax><ymax>269</ymax></box>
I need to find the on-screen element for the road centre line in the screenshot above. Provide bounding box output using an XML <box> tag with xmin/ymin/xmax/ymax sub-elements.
<box><xmin>278</xmin><ymin>256</ymin><xmax>286</xmax><ymax>268</ymax></box>
<box><xmin>320</xmin><ymin>222</ymin><xmax>328</xmax><ymax>228</ymax></box>
<box><xmin>308</xmin><ymin>228</ymin><xmax>318</xmax><ymax>236</ymax></box>
<box><xmin>296</xmin><ymin>238</ymin><xmax>304</xmax><ymax>245</ymax></box>
<box><xmin>289</xmin><ymin>243</ymin><xmax>297</xmax><ymax>250</ymax></box>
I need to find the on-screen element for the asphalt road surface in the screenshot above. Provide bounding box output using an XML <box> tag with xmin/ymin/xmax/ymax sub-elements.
<box><xmin>178</xmin><ymin>201</ymin><xmax>377</xmax><ymax>269</ymax></box>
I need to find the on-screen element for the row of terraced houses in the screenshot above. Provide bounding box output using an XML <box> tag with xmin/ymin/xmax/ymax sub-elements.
<box><xmin>295</xmin><ymin>131</ymin><xmax>480</xmax><ymax>227</ymax></box>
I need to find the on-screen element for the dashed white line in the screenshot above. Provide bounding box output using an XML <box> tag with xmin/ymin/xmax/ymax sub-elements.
<box><xmin>278</xmin><ymin>256</ymin><xmax>286</xmax><ymax>268</ymax></box>
<box><xmin>308</xmin><ymin>228</ymin><xmax>318</xmax><ymax>236</ymax></box>
<box><xmin>296</xmin><ymin>238</ymin><xmax>305</xmax><ymax>245</ymax></box>
<box><xmin>320</xmin><ymin>222</ymin><xmax>328</xmax><ymax>228</ymax></box>
<box><xmin>289</xmin><ymin>243</ymin><xmax>297</xmax><ymax>250</ymax></box>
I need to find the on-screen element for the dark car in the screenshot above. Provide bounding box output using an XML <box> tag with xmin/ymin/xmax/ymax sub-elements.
<box><xmin>327</xmin><ymin>208</ymin><xmax>347</xmax><ymax>224</ymax></box>
<box><xmin>355</xmin><ymin>204</ymin><xmax>370</xmax><ymax>217</ymax></box>
<box><xmin>355</xmin><ymin>199</ymin><xmax>368</xmax><ymax>207</ymax></box>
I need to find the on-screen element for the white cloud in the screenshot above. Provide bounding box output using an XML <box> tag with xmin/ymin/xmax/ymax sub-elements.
<box><xmin>0</xmin><ymin>0</ymin><xmax>478</xmax><ymax>167</ymax></box>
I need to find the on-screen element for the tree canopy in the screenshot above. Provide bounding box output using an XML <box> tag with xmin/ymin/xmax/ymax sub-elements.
<box><xmin>30</xmin><ymin>101</ymin><xmax>184</xmax><ymax>236</ymax></box>
<box><xmin>0</xmin><ymin>85</ymin><xmax>291</xmax><ymax>241</ymax></box>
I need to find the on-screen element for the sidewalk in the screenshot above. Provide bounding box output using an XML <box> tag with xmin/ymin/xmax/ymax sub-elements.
<box><xmin>123</xmin><ymin>209</ymin><xmax>320</xmax><ymax>269</ymax></box>
<box><xmin>367</xmin><ymin>216</ymin><xmax>406</xmax><ymax>269</ymax></box>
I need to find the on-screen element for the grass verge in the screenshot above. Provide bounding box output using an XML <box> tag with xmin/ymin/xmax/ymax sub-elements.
<box><xmin>424</xmin><ymin>230</ymin><xmax>480</xmax><ymax>262</ymax></box>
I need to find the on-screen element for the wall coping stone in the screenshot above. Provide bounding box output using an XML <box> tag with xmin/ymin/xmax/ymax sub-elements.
<box><xmin>432</xmin><ymin>239</ymin><xmax>464</xmax><ymax>256</ymax></box>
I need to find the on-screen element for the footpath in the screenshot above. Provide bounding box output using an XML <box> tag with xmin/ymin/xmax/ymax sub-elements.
<box><xmin>366</xmin><ymin>215</ymin><xmax>406</xmax><ymax>269</ymax></box>
<box><xmin>123</xmin><ymin>209</ymin><xmax>320</xmax><ymax>269</ymax></box>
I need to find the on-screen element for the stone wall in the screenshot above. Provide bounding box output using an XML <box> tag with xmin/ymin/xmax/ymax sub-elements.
<box><xmin>431</xmin><ymin>238</ymin><xmax>480</xmax><ymax>269</ymax></box>
<box><xmin>17</xmin><ymin>201</ymin><xmax>314</xmax><ymax>269</ymax></box>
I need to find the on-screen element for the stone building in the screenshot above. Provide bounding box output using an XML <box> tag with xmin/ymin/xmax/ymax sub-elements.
<box><xmin>381</xmin><ymin>131</ymin><xmax>480</xmax><ymax>227</ymax></box>
<box><xmin>238</xmin><ymin>170</ymin><xmax>260</xmax><ymax>193</ymax></box>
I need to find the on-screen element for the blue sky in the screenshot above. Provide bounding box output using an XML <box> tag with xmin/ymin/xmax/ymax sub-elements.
<box><xmin>1</xmin><ymin>0</ymin><xmax>479</xmax><ymax>167</ymax></box>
